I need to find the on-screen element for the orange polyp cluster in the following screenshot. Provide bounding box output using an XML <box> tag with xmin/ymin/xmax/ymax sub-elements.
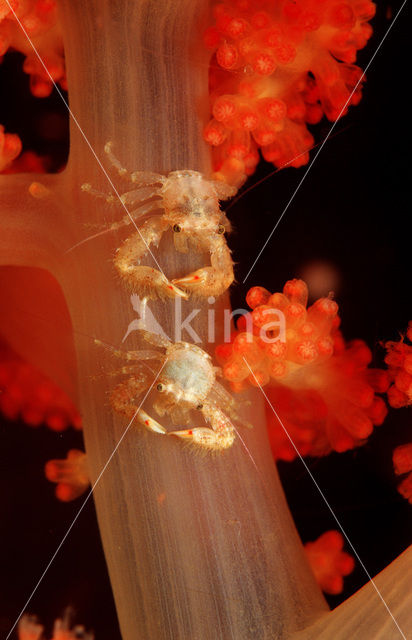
<box><xmin>1</xmin><ymin>149</ymin><xmax>49</xmax><ymax>173</ymax></box>
<box><xmin>0</xmin><ymin>339</ymin><xmax>81</xmax><ymax>431</ymax></box>
<box><xmin>393</xmin><ymin>443</ymin><xmax>412</xmax><ymax>475</ymax></box>
<box><xmin>0</xmin><ymin>0</ymin><xmax>65</xmax><ymax>98</ymax></box>
<box><xmin>45</xmin><ymin>449</ymin><xmax>89</xmax><ymax>502</ymax></box>
<box><xmin>393</xmin><ymin>443</ymin><xmax>412</xmax><ymax>505</ymax></box>
<box><xmin>216</xmin><ymin>279</ymin><xmax>389</xmax><ymax>459</ymax></box>
<box><xmin>384</xmin><ymin>323</ymin><xmax>412</xmax><ymax>409</ymax></box>
<box><xmin>18</xmin><ymin>612</ymin><xmax>93</xmax><ymax>640</ymax></box>
<box><xmin>0</xmin><ymin>124</ymin><xmax>22</xmax><ymax>171</ymax></box>
<box><xmin>304</xmin><ymin>530</ymin><xmax>355</xmax><ymax>595</ymax></box>
<box><xmin>204</xmin><ymin>0</ymin><xmax>375</xmax><ymax>186</ymax></box>
<box><xmin>264</xmin><ymin>336</ymin><xmax>388</xmax><ymax>460</ymax></box>
<box><xmin>217</xmin><ymin>279</ymin><xmax>339</xmax><ymax>387</ymax></box>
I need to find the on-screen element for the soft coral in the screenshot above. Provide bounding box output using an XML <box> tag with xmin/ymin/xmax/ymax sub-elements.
<box><xmin>216</xmin><ymin>279</ymin><xmax>389</xmax><ymax>459</ymax></box>
<box><xmin>204</xmin><ymin>0</ymin><xmax>375</xmax><ymax>186</ymax></box>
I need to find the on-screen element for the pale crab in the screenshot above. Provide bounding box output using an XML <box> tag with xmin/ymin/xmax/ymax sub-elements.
<box><xmin>80</xmin><ymin>142</ymin><xmax>237</xmax><ymax>299</ymax></box>
<box><xmin>97</xmin><ymin>328</ymin><xmax>248</xmax><ymax>451</ymax></box>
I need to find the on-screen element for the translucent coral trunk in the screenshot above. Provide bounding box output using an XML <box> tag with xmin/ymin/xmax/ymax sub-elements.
<box><xmin>59</xmin><ymin>2</ymin><xmax>329</xmax><ymax>637</ymax></box>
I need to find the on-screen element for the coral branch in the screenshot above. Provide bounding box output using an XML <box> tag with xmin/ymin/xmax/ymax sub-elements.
<box><xmin>0</xmin><ymin>174</ymin><xmax>78</xmax><ymax>399</ymax></box>
<box><xmin>0</xmin><ymin>173</ymin><xmax>63</xmax><ymax>269</ymax></box>
<box><xmin>292</xmin><ymin>546</ymin><xmax>412</xmax><ymax>640</ymax></box>
<box><xmin>48</xmin><ymin>1</ymin><xmax>328</xmax><ymax>637</ymax></box>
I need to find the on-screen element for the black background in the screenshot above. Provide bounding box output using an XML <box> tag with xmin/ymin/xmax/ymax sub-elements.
<box><xmin>1</xmin><ymin>1</ymin><xmax>411</xmax><ymax>638</ymax></box>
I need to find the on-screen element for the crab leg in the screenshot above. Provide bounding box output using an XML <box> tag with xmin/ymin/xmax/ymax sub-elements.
<box><xmin>110</xmin><ymin>373</ymin><xmax>166</xmax><ymax>435</ymax></box>
<box><xmin>81</xmin><ymin>182</ymin><xmax>161</xmax><ymax>208</ymax></box>
<box><xmin>104</xmin><ymin>141</ymin><xmax>165</xmax><ymax>187</ymax></box>
<box><xmin>169</xmin><ymin>402</ymin><xmax>235</xmax><ymax>451</ymax></box>
<box><xmin>110</xmin><ymin>372</ymin><xmax>150</xmax><ymax>417</ymax></box>
<box><xmin>140</xmin><ymin>329</ymin><xmax>172</xmax><ymax>349</ymax></box>
<box><xmin>95</xmin><ymin>338</ymin><xmax>162</xmax><ymax>362</ymax></box>
<box><xmin>114</xmin><ymin>216</ymin><xmax>188</xmax><ymax>299</ymax></box>
<box><xmin>68</xmin><ymin>200</ymin><xmax>162</xmax><ymax>253</ymax></box>
<box><xmin>84</xmin><ymin>201</ymin><xmax>161</xmax><ymax>231</ymax></box>
<box><xmin>172</xmin><ymin>236</ymin><xmax>234</xmax><ymax>297</ymax></box>
<box><xmin>208</xmin><ymin>382</ymin><xmax>252</xmax><ymax>429</ymax></box>
<box><xmin>98</xmin><ymin>364</ymin><xmax>156</xmax><ymax>381</ymax></box>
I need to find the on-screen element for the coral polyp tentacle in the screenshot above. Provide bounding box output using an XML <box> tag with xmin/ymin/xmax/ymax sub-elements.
<box><xmin>45</xmin><ymin>449</ymin><xmax>90</xmax><ymax>502</ymax></box>
<box><xmin>304</xmin><ymin>530</ymin><xmax>355</xmax><ymax>595</ymax></box>
<box><xmin>0</xmin><ymin>125</ymin><xmax>22</xmax><ymax>171</ymax></box>
<box><xmin>392</xmin><ymin>443</ymin><xmax>412</xmax><ymax>505</ymax></box>
<box><xmin>384</xmin><ymin>324</ymin><xmax>412</xmax><ymax>409</ymax></box>
<box><xmin>18</xmin><ymin>611</ymin><xmax>94</xmax><ymax>640</ymax></box>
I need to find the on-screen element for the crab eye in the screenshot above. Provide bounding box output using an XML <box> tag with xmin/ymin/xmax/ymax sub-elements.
<box><xmin>173</xmin><ymin>224</ymin><xmax>182</xmax><ymax>233</ymax></box>
<box><xmin>196</xmin><ymin>403</ymin><xmax>204</xmax><ymax>410</ymax></box>
<box><xmin>157</xmin><ymin>383</ymin><xmax>164</xmax><ymax>392</ymax></box>
<box><xmin>217</xmin><ymin>224</ymin><xmax>225</xmax><ymax>234</ymax></box>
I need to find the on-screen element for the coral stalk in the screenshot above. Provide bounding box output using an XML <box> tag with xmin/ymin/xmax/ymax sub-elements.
<box><xmin>57</xmin><ymin>1</ymin><xmax>327</xmax><ymax>637</ymax></box>
<box><xmin>293</xmin><ymin>546</ymin><xmax>412</xmax><ymax>640</ymax></box>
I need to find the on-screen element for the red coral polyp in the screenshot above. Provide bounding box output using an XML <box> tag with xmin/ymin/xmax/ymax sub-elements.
<box><xmin>0</xmin><ymin>339</ymin><xmax>81</xmax><ymax>431</ymax></box>
<box><xmin>0</xmin><ymin>124</ymin><xmax>22</xmax><ymax>171</ymax></box>
<box><xmin>45</xmin><ymin>449</ymin><xmax>89</xmax><ymax>502</ymax></box>
<box><xmin>18</xmin><ymin>612</ymin><xmax>94</xmax><ymax>640</ymax></box>
<box><xmin>393</xmin><ymin>443</ymin><xmax>412</xmax><ymax>505</ymax></box>
<box><xmin>204</xmin><ymin>0</ymin><xmax>374</xmax><ymax>186</ymax></box>
<box><xmin>385</xmin><ymin>325</ymin><xmax>412</xmax><ymax>409</ymax></box>
<box><xmin>216</xmin><ymin>279</ymin><xmax>388</xmax><ymax>459</ymax></box>
<box><xmin>304</xmin><ymin>530</ymin><xmax>355</xmax><ymax>595</ymax></box>
<box><xmin>0</xmin><ymin>0</ymin><xmax>65</xmax><ymax>99</ymax></box>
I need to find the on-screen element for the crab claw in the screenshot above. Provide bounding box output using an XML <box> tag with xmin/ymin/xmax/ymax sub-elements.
<box><xmin>115</xmin><ymin>262</ymin><xmax>189</xmax><ymax>299</ymax></box>
<box><xmin>171</xmin><ymin>241</ymin><xmax>234</xmax><ymax>297</ymax></box>
<box><xmin>169</xmin><ymin>426</ymin><xmax>234</xmax><ymax>451</ymax></box>
<box><xmin>136</xmin><ymin>409</ymin><xmax>167</xmax><ymax>434</ymax></box>
<box><xmin>161</xmin><ymin>278</ymin><xmax>189</xmax><ymax>299</ymax></box>
<box><xmin>172</xmin><ymin>271</ymin><xmax>205</xmax><ymax>287</ymax></box>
